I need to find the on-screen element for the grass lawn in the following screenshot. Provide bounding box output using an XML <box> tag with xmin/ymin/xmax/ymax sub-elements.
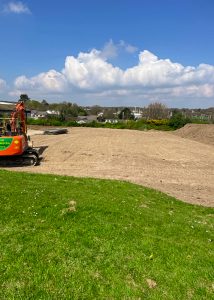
<box><xmin>0</xmin><ymin>170</ymin><xmax>213</xmax><ymax>299</ymax></box>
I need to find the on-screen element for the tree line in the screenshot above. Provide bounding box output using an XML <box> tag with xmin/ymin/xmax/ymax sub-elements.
<box><xmin>19</xmin><ymin>94</ymin><xmax>213</xmax><ymax>129</ymax></box>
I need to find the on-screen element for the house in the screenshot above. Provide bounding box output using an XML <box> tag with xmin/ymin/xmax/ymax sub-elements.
<box><xmin>105</xmin><ymin>119</ymin><xmax>118</xmax><ymax>124</ymax></box>
<box><xmin>0</xmin><ymin>100</ymin><xmax>31</xmax><ymax>117</ymax></box>
<box><xmin>133</xmin><ymin>112</ymin><xmax>142</xmax><ymax>119</ymax></box>
<box><xmin>46</xmin><ymin>110</ymin><xmax>60</xmax><ymax>116</ymax></box>
<box><xmin>77</xmin><ymin>115</ymin><xmax>97</xmax><ymax>123</ymax></box>
<box><xmin>30</xmin><ymin>110</ymin><xmax>47</xmax><ymax>119</ymax></box>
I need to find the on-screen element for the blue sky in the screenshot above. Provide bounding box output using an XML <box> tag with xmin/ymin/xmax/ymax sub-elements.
<box><xmin>0</xmin><ymin>0</ymin><xmax>214</xmax><ymax>107</ymax></box>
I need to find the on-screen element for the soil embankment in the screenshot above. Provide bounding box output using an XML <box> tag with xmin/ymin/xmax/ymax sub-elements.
<box><xmin>173</xmin><ymin>123</ymin><xmax>214</xmax><ymax>146</ymax></box>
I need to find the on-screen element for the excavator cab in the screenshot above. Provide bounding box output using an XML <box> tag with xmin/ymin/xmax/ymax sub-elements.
<box><xmin>0</xmin><ymin>117</ymin><xmax>20</xmax><ymax>137</ymax></box>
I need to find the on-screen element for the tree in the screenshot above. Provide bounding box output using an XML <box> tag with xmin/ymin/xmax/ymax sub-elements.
<box><xmin>102</xmin><ymin>108</ymin><xmax>117</xmax><ymax>120</ymax></box>
<box><xmin>41</xmin><ymin>99</ymin><xmax>49</xmax><ymax>107</ymax></box>
<box><xmin>118</xmin><ymin>108</ymin><xmax>134</xmax><ymax>120</ymax></box>
<box><xmin>169</xmin><ymin>111</ymin><xmax>191</xmax><ymax>129</ymax></box>
<box><xmin>90</xmin><ymin>105</ymin><xmax>102</xmax><ymax>115</ymax></box>
<box><xmin>77</xmin><ymin>106</ymin><xmax>88</xmax><ymax>116</ymax></box>
<box><xmin>146</xmin><ymin>102</ymin><xmax>168</xmax><ymax>119</ymax></box>
<box><xmin>19</xmin><ymin>94</ymin><xmax>30</xmax><ymax>102</ymax></box>
<box><xmin>25</xmin><ymin>99</ymin><xmax>43</xmax><ymax>111</ymax></box>
<box><xmin>57</xmin><ymin>102</ymin><xmax>79</xmax><ymax>119</ymax></box>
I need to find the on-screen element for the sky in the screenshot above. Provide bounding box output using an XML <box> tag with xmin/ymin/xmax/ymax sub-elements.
<box><xmin>0</xmin><ymin>0</ymin><xmax>214</xmax><ymax>108</ymax></box>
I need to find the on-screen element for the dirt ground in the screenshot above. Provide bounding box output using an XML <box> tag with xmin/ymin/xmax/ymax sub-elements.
<box><xmin>173</xmin><ymin>123</ymin><xmax>214</xmax><ymax>146</ymax></box>
<box><xmin>6</xmin><ymin>125</ymin><xmax>213</xmax><ymax>207</ymax></box>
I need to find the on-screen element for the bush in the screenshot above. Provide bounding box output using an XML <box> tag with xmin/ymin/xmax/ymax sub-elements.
<box><xmin>169</xmin><ymin>112</ymin><xmax>191</xmax><ymax>129</ymax></box>
<box><xmin>27</xmin><ymin>117</ymin><xmax>175</xmax><ymax>131</ymax></box>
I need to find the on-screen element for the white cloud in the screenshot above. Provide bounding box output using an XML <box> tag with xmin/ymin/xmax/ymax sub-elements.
<box><xmin>101</xmin><ymin>39</ymin><xmax>118</xmax><ymax>59</ymax></box>
<box><xmin>11</xmin><ymin>47</ymin><xmax>214</xmax><ymax>107</ymax></box>
<box><xmin>63</xmin><ymin>49</ymin><xmax>123</xmax><ymax>90</ymax></box>
<box><xmin>14</xmin><ymin>70</ymin><xmax>66</xmax><ymax>92</ymax></box>
<box><xmin>125</xmin><ymin>44</ymin><xmax>138</xmax><ymax>54</ymax></box>
<box><xmin>3</xmin><ymin>1</ymin><xmax>31</xmax><ymax>14</ymax></box>
<box><xmin>119</xmin><ymin>40</ymin><xmax>138</xmax><ymax>53</ymax></box>
<box><xmin>100</xmin><ymin>39</ymin><xmax>138</xmax><ymax>59</ymax></box>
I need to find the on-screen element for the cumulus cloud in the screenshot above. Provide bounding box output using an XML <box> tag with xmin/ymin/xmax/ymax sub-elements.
<box><xmin>101</xmin><ymin>40</ymin><xmax>118</xmax><ymax>59</ymax></box>
<box><xmin>11</xmin><ymin>47</ymin><xmax>214</xmax><ymax>106</ymax></box>
<box><xmin>100</xmin><ymin>39</ymin><xmax>138</xmax><ymax>59</ymax></box>
<box><xmin>119</xmin><ymin>40</ymin><xmax>138</xmax><ymax>53</ymax></box>
<box><xmin>63</xmin><ymin>49</ymin><xmax>123</xmax><ymax>90</ymax></box>
<box><xmin>14</xmin><ymin>70</ymin><xmax>66</xmax><ymax>92</ymax></box>
<box><xmin>3</xmin><ymin>1</ymin><xmax>31</xmax><ymax>14</ymax></box>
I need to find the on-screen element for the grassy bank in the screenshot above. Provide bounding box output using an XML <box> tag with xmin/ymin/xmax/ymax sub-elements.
<box><xmin>0</xmin><ymin>170</ymin><xmax>213</xmax><ymax>299</ymax></box>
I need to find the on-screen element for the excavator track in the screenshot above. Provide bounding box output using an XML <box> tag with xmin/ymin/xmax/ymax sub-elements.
<box><xmin>23</xmin><ymin>148</ymin><xmax>39</xmax><ymax>166</ymax></box>
<box><xmin>0</xmin><ymin>148</ymin><xmax>39</xmax><ymax>167</ymax></box>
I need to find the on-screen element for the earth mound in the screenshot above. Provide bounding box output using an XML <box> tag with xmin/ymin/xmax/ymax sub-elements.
<box><xmin>173</xmin><ymin>124</ymin><xmax>214</xmax><ymax>146</ymax></box>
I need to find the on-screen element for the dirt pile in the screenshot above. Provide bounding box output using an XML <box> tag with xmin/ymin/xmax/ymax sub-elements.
<box><xmin>173</xmin><ymin>124</ymin><xmax>214</xmax><ymax>146</ymax></box>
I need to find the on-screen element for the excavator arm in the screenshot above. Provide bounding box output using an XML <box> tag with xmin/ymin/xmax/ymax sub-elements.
<box><xmin>10</xmin><ymin>101</ymin><xmax>27</xmax><ymax>134</ymax></box>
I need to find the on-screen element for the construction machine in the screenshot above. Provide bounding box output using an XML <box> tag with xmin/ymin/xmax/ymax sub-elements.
<box><xmin>0</xmin><ymin>100</ymin><xmax>39</xmax><ymax>166</ymax></box>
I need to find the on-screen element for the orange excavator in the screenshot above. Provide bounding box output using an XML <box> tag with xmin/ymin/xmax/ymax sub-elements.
<box><xmin>0</xmin><ymin>100</ymin><xmax>39</xmax><ymax>166</ymax></box>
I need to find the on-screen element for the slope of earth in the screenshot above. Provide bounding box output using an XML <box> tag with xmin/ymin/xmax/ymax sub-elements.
<box><xmin>6</xmin><ymin>127</ymin><xmax>213</xmax><ymax>207</ymax></box>
<box><xmin>173</xmin><ymin>124</ymin><xmax>214</xmax><ymax>146</ymax></box>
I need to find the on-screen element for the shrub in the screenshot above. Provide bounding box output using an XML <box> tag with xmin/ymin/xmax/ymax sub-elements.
<box><xmin>169</xmin><ymin>112</ymin><xmax>191</xmax><ymax>129</ymax></box>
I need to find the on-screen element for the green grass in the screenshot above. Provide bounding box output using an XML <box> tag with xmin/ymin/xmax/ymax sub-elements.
<box><xmin>0</xmin><ymin>170</ymin><xmax>213</xmax><ymax>299</ymax></box>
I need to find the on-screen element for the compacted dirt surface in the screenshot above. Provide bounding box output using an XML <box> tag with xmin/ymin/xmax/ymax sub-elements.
<box><xmin>5</xmin><ymin>125</ymin><xmax>213</xmax><ymax>207</ymax></box>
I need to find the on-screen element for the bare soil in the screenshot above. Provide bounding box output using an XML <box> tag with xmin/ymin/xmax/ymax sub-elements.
<box><xmin>4</xmin><ymin>125</ymin><xmax>214</xmax><ymax>207</ymax></box>
<box><xmin>173</xmin><ymin>123</ymin><xmax>214</xmax><ymax>146</ymax></box>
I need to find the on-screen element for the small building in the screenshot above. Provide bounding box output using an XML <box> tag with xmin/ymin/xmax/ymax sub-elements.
<box><xmin>46</xmin><ymin>110</ymin><xmax>60</xmax><ymax>116</ymax></box>
<box><xmin>77</xmin><ymin>115</ymin><xmax>97</xmax><ymax>123</ymax></box>
<box><xmin>0</xmin><ymin>100</ymin><xmax>31</xmax><ymax>118</ymax></box>
<box><xmin>133</xmin><ymin>112</ymin><xmax>142</xmax><ymax>120</ymax></box>
<box><xmin>105</xmin><ymin>119</ymin><xmax>118</xmax><ymax>124</ymax></box>
<box><xmin>30</xmin><ymin>110</ymin><xmax>47</xmax><ymax>119</ymax></box>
